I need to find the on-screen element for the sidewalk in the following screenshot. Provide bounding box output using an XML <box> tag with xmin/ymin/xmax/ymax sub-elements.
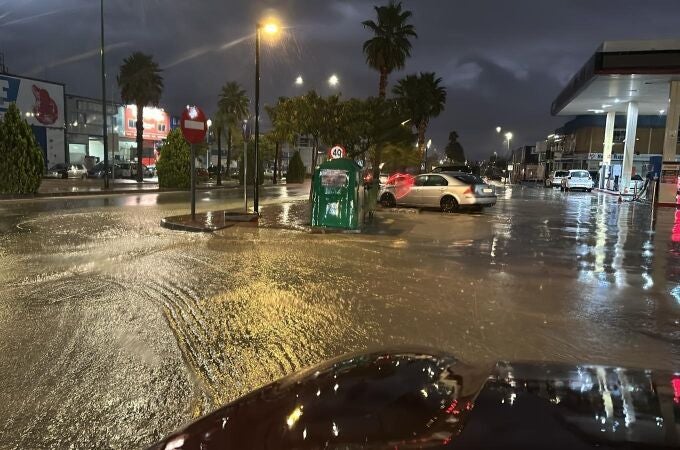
<box><xmin>0</xmin><ymin>178</ymin><xmax>240</xmax><ymax>200</ymax></box>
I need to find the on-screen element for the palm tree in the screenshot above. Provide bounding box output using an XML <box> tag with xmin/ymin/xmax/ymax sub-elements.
<box><xmin>217</xmin><ymin>82</ymin><xmax>249</xmax><ymax>182</ymax></box>
<box><xmin>211</xmin><ymin>110</ymin><xmax>227</xmax><ymax>185</ymax></box>
<box><xmin>362</xmin><ymin>1</ymin><xmax>417</xmax><ymax>98</ymax></box>
<box><xmin>265</xmin><ymin>98</ymin><xmax>295</xmax><ymax>184</ymax></box>
<box><xmin>393</xmin><ymin>72</ymin><xmax>447</xmax><ymax>160</ymax></box>
<box><xmin>117</xmin><ymin>52</ymin><xmax>163</xmax><ymax>182</ymax></box>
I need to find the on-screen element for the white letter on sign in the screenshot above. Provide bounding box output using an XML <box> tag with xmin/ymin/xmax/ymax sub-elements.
<box><xmin>0</xmin><ymin>80</ymin><xmax>9</xmax><ymax>109</ymax></box>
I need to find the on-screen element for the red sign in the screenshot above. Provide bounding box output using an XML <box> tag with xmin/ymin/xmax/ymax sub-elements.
<box><xmin>329</xmin><ymin>145</ymin><xmax>346</xmax><ymax>159</ymax></box>
<box><xmin>181</xmin><ymin>105</ymin><xmax>208</xmax><ymax>144</ymax></box>
<box><xmin>122</xmin><ymin>105</ymin><xmax>169</xmax><ymax>141</ymax></box>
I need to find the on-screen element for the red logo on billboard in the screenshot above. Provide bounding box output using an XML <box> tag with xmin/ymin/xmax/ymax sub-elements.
<box><xmin>31</xmin><ymin>85</ymin><xmax>58</xmax><ymax>125</ymax></box>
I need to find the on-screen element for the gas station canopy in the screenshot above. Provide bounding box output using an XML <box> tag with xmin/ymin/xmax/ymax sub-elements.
<box><xmin>552</xmin><ymin>40</ymin><xmax>680</xmax><ymax>116</ymax></box>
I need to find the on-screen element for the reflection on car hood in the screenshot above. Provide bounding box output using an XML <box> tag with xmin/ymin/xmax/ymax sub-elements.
<box><xmin>148</xmin><ymin>349</ymin><xmax>680</xmax><ymax>449</ymax></box>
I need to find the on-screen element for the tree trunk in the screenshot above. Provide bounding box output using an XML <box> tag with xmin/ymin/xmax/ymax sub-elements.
<box><xmin>418</xmin><ymin>121</ymin><xmax>427</xmax><ymax>173</ymax></box>
<box><xmin>216</xmin><ymin>128</ymin><xmax>222</xmax><ymax>185</ymax></box>
<box><xmin>136</xmin><ymin>104</ymin><xmax>144</xmax><ymax>182</ymax></box>
<box><xmin>379</xmin><ymin>67</ymin><xmax>388</xmax><ymax>98</ymax></box>
<box><xmin>273</xmin><ymin>141</ymin><xmax>279</xmax><ymax>184</ymax></box>
<box><xmin>226</xmin><ymin>128</ymin><xmax>232</xmax><ymax>181</ymax></box>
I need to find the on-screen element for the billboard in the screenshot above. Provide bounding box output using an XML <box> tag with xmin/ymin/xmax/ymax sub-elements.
<box><xmin>0</xmin><ymin>74</ymin><xmax>65</xmax><ymax>128</ymax></box>
<box><xmin>121</xmin><ymin>105</ymin><xmax>170</xmax><ymax>141</ymax></box>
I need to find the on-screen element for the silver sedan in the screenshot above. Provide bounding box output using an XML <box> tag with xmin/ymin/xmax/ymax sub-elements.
<box><xmin>379</xmin><ymin>172</ymin><xmax>497</xmax><ymax>212</ymax></box>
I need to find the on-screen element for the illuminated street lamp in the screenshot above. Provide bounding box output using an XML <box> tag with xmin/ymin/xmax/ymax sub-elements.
<box><xmin>254</xmin><ymin>19</ymin><xmax>280</xmax><ymax>213</ymax></box>
<box><xmin>496</xmin><ymin>126</ymin><xmax>502</xmax><ymax>133</ymax></box>
<box><xmin>328</xmin><ymin>74</ymin><xmax>339</xmax><ymax>87</ymax></box>
<box><xmin>295</xmin><ymin>75</ymin><xmax>304</xmax><ymax>86</ymax></box>
<box><xmin>505</xmin><ymin>131</ymin><xmax>513</xmax><ymax>152</ymax></box>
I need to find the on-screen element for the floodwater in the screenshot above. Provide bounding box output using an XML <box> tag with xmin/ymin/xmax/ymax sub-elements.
<box><xmin>0</xmin><ymin>184</ymin><xmax>678</xmax><ymax>449</ymax></box>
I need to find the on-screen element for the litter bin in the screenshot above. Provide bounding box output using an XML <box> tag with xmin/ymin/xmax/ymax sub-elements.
<box><xmin>311</xmin><ymin>158</ymin><xmax>364</xmax><ymax>230</ymax></box>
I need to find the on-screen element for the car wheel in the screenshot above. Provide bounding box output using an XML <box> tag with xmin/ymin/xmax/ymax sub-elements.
<box><xmin>587</xmin><ymin>189</ymin><xmax>592</xmax><ymax>192</ymax></box>
<box><xmin>380</xmin><ymin>193</ymin><xmax>396</xmax><ymax>208</ymax></box>
<box><xmin>440</xmin><ymin>195</ymin><xmax>458</xmax><ymax>213</ymax></box>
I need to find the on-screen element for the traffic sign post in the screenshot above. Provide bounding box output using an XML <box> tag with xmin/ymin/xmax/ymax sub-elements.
<box><xmin>181</xmin><ymin>106</ymin><xmax>208</xmax><ymax>220</ymax></box>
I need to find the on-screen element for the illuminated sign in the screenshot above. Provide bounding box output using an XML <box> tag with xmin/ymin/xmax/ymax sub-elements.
<box><xmin>121</xmin><ymin>105</ymin><xmax>170</xmax><ymax>141</ymax></box>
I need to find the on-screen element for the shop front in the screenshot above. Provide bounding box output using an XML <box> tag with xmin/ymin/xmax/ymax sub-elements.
<box><xmin>117</xmin><ymin>105</ymin><xmax>169</xmax><ymax>166</ymax></box>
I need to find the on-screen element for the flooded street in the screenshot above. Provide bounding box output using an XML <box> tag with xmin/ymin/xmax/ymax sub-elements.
<box><xmin>0</xmin><ymin>185</ymin><xmax>679</xmax><ymax>449</ymax></box>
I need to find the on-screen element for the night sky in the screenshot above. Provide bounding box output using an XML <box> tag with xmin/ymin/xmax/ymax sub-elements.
<box><xmin>2</xmin><ymin>0</ymin><xmax>679</xmax><ymax>159</ymax></box>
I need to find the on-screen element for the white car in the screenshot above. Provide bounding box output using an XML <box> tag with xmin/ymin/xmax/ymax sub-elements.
<box><xmin>546</xmin><ymin>170</ymin><xmax>569</xmax><ymax>188</ymax></box>
<box><xmin>560</xmin><ymin>169</ymin><xmax>594</xmax><ymax>192</ymax></box>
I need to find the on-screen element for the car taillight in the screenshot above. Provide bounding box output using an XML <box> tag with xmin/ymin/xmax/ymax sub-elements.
<box><xmin>463</xmin><ymin>187</ymin><xmax>472</xmax><ymax>195</ymax></box>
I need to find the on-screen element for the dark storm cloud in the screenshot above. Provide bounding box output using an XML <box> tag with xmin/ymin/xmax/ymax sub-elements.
<box><xmin>2</xmin><ymin>0</ymin><xmax>679</xmax><ymax>158</ymax></box>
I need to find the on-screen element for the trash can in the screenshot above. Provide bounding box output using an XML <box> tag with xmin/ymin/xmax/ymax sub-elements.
<box><xmin>311</xmin><ymin>158</ymin><xmax>364</xmax><ymax>230</ymax></box>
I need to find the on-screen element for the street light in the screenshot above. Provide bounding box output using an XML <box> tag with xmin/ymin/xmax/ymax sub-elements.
<box><xmin>496</xmin><ymin>126</ymin><xmax>502</xmax><ymax>133</ymax></box>
<box><xmin>295</xmin><ymin>75</ymin><xmax>303</xmax><ymax>86</ymax></box>
<box><xmin>206</xmin><ymin>119</ymin><xmax>212</xmax><ymax>170</ymax></box>
<box><xmin>100</xmin><ymin>0</ymin><xmax>109</xmax><ymax>188</ymax></box>
<box><xmin>424</xmin><ymin>139</ymin><xmax>432</xmax><ymax>173</ymax></box>
<box><xmin>505</xmin><ymin>132</ymin><xmax>513</xmax><ymax>152</ymax></box>
<box><xmin>328</xmin><ymin>74</ymin><xmax>339</xmax><ymax>87</ymax></box>
<box><xmin>254</xmin><ymin>19</ymin><xmax>281</xmax><ymax>213</ymax></box>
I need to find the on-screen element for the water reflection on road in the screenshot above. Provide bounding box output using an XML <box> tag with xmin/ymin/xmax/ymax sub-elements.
<box><xmin>0</xmin><ymin>184</ymin><xmax>678</xmax><ymax>449</ymax></box>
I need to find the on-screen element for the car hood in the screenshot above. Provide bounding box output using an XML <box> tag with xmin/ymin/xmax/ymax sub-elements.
<box><xmin>147</xmin><ymin>349</ymin><xmax>680</xmax><ymax>449</ymax></box>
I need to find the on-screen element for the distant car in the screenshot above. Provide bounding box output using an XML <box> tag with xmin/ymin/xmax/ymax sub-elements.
<box><xmin>130</xmin><ymin>163</ymin><xmax>148</xmax><ymax>179</ymax></box>
<box><xmin>379</xmin><ymin>171</ymin><xmax>496</xmax><ymax>212</ymax></box>
<box><xmin>115</xmin><ymin>162</ymin><xmax>132</xmax><ymax>178</ymax></box>
<box><xmin>144</xmin><ymin>165</ymin><xmax>156</xmax><ymax>178</ymax></box>
<box><xmin>45</xmin><ymin>163</ymin><xmax>88</xmax><ymax>179</ymax></box>
<box><xmin>560</xmin><ymin>169</ymin><xmax>594</xmax><ymax>192</ymax></box>
<box><xmin>432</xmin><ymin>165</ymin><xmax>472</xmax><ymax>174</ymax></box>
<box><xmin>546</xmin><ymin>170</ymin><xmax>569</xmax><ymax>188</ymax></box>
<box><xmin>263</xmin><ymin>168</ymin><xmax>274</xmax><ymax>179</ymax></box>
<box><xmin>88</xmin><ymin>161</ymin><xmax>113</xmax><ymax>178</ymax></box>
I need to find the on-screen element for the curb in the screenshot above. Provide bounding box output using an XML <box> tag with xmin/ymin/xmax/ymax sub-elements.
<box><xmin>0</xmin><ymin>184</ymin><xmax>241</xmax><ymax>201</ymax></box>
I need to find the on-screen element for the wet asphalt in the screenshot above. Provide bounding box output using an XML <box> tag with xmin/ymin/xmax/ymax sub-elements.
<box><xmin>0</xmin><ymin>183</ymin><xmax>678</xmax><ymax>449</ymax></box>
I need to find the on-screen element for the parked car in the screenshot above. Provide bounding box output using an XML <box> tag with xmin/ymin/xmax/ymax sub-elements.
<box><xmin>130</xmin><ymin>163</ymin><xmax>148</xmax><ymax>179</ymax></box>
<box><xmin>545</xmin><ymin>170</ymin><xmax>569</xmax><ymax>188</ymax></box>
<box><xmin>144</xmin><ymin>165</ymin><xmax>156</xmax><ymax>178</ymax></box>
<box><xmin>115</xmin><ymin>162</ymin><xmax>132</xmax><ymax>178</ymax></box>
<box><xmin>87</xmin><ymin>161</ymin><xmax>114</xmax><ymax>178</ymax></box>
<box><xmin>45</xmin><ymin>163</ymin><xmax>88</xmax><ymax>179</ymax></box>
<box><xmin>379</xmin><ymin>171</ymin><xmax>496</xmax><ymax>212</ymax></box>
<box><xmin>263</xmin><ymin>168</ymin><xmax>274</xmax><ymax>179</ymax></box>
<box><xmin>560</xmin><ymin>169</ymin><xmax>594</xmax><ymax>192</ymax></box>
<box><xmin>432</xmin><ymin>165</ymin><xmax>472</xmax><ymax>174</ymax></box>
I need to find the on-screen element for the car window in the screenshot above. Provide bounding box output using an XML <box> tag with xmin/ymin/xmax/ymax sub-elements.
<box><xmin>425</xmin><ymin>175</ymin><xmax>447</xmax><ymax>186</ymax></box>
<box><xmin>453</xmin><ymin>174</ymin><xmax>484</xmax><ymax>185</ymax></box>
<box><xmin>571</xmin><ymin>171</ymin><xmax>589</xmax><ymax>178</ymax></box>
<box><xmin>632</xmin><ymin>174</ymin><xmax>643</xmax><ymax>180</ymax></box>
<box><xmin>414</xmin><ymin>175</ymin><xmax>428</xmax><ymax>187</ymax></box>
<box><xmin>555</xmin><ymin>171</ymin><xmax>569</xmax><ymax>177</ymax></box>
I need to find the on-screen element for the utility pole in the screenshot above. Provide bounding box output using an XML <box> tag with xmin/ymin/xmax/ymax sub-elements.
<box><xmin>100</xmin><ymin>0</ymin><xmax>110</xmax><ymax>189</ymax></box>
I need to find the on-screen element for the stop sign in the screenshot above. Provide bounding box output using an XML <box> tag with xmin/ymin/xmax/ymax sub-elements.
<box><xmin>181</xmin><ymin>105</ymin><xmax>208</xmax><ymax>144</ymax></box>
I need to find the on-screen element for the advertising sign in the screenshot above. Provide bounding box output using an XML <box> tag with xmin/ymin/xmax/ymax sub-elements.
<box><xmin>0</xmin><ymin>74</ymin><xmax>64</xmax><ymax>128</ymax></box>
<box><xmin>122</xmin><ymin>105</ymin><xmax>170</xmax><ymax>141</ymax></box>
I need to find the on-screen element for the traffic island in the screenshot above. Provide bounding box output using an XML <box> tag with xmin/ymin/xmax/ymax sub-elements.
<box><xmin>160</xmin><ymin>211</ymin><xmax>259</xmax><ymax>232</ymax></box>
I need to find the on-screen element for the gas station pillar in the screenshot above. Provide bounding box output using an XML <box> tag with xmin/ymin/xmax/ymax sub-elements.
<box><xmin>662</xmin><ymin>80</ymin><xmax>680</xmax><ymax>161</ymax></box>
<box><xmin>601</xmin><ymin>111</ymin><xmax>616</xmax><ymax>189</ymax></box>
<box><xmin>620</xmin><ymin>101</ymin><xmax>638</xmax><ymax>194</ymax></box>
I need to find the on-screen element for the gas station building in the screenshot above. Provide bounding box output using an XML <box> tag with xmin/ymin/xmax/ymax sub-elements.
<box><xmin>551</xmin><ymin>39</ymin><xmax>680</xmax><ymax>204</ymax></box>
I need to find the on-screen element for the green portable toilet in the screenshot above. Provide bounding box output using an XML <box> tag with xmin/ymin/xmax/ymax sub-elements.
<box><xmin>311</xmin><ymin>158</ymin><xmax>364</xmax><ymax>230</ymax></box>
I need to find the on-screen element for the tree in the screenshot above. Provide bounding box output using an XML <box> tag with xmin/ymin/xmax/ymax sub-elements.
<box><xmin>0</xmin><ymin>103</ymin><xmax>44</xmax><ymax>193</ymax></box>
<box><xmin>218</xmin><ymin>81</ymin><xmax>249</xmax><ymax>184</ymax></box>
<box><xmin>211</xmin><ymin>110</ymin><xmax>227</xmax><ymax>185</ymax></box>
<box><xmin>265</xmin><ymin>97</ymin><xmax>295</xmax><ymax>184</ymax></box>
<box><xmin>445</xmin><ymin>131</ymin><xmax>465</xmax><ymax>163</ymax></box>
<box><xmin>287</xmin><ymin>151</ymin><xmax>305</xmax><ymax>184</ymax></box>
<box><xmin>238</xmin><ymin>139</ymin><xmax>264</xmax><ymax>186</ymax></box>
<box><xmin>156</xmin><ymin>129</ymin><xmax>190</xmax><ymax>189</ymax></box>
<box><xmin>393</xmin><ymin>72</ymin><xmax>447</xmax><ymax>165</ymax></box>
<box><xmin>117</xmin><ymin>52</ymin><xmax>163</xmax><ymax>182</ymax></box>
<box><xmin>362</xmin><ymin>1</ymin><xmax>417</xmax><ymax>98</ymax></box>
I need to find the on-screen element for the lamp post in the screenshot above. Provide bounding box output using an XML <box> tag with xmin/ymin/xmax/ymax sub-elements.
<box><xmin>100</xmin><ymin>0</ymin><xmax>109</xmax><ymax>188</ymax></box>
<box><xmin>424</xmin><ymin>139</ymin><xmax>432</xmax><ymax>172</ymax></box>
<box><xmin>254</xmin><ymin>21</ymin><xmax>280</xmax><ymax>213</ymax></box>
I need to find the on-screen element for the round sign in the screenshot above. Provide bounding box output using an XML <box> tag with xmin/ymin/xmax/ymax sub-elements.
<box><xmin>329</xmin><ymin>145</ymin><xmax>346</xmax><ymax>159</ymax></box>
<box><xmin>181</xmin><ymin>105</ymin><xmax>208</xmax><ymax>144</ymax></box>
